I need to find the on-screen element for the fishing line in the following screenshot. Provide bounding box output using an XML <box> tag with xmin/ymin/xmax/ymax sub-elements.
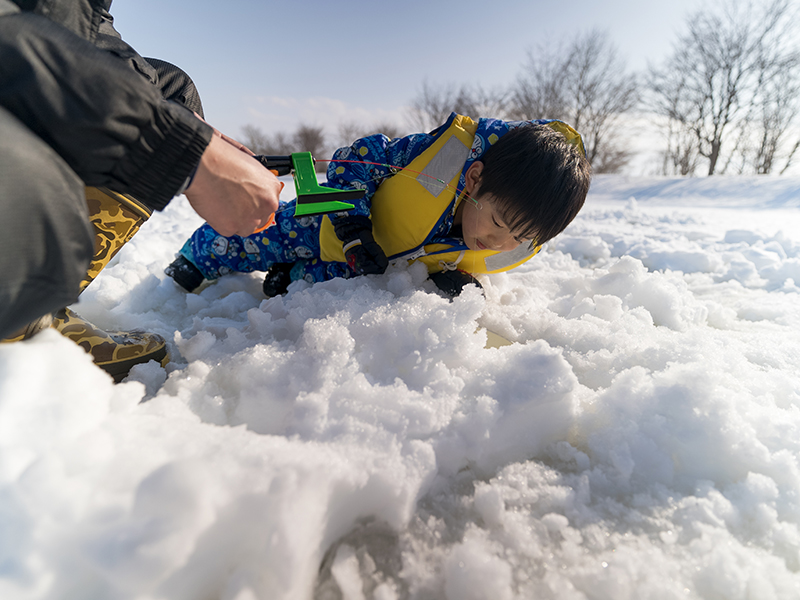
<box><xmin>317</xmin><ymin>158</ymin><xmax>483</xmax><ymax>208</ymax></box>
<box><xmin>267</xmin><ymin>157</ymin><xmax>482</xmax><ymax>219</ymax></box>
<box><xmin>314</xmin><ymin>158</ymin><xmax>487</xmax><ymax>275</ymax></box>
<box><xmin>261</xmin><ymin>156</ymin><xmax>487</xmax><ymax>274</ymax></box>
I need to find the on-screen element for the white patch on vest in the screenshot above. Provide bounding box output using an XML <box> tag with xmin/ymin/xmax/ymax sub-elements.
<box><xmin>417</xmin><ymin>136</ymin><xmax>471</xmax><ymax>196</ymax></box>
<box><xmin>484</xmin><ymin>242</ymin><xmax>538</xmax><ymax>272</ymax></box>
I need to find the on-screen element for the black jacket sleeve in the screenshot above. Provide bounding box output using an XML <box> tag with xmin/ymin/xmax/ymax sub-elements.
<box><xmin>0</xmin><ymin>9</ymin><xmax>213</xmax><ymax>211</ymax></box>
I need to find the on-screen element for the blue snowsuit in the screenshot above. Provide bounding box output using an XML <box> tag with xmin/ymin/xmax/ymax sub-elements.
<box><xmin>177</xmin><ymin>113</ymin><xmax>555</xmax><ymax>285</ymax></box>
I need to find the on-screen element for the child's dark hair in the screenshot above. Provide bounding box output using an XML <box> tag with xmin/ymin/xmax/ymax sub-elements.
<box><xmin>475</xmin><ymin>124</ymin><xmax>591</xmax><ymax>246</ymax></box>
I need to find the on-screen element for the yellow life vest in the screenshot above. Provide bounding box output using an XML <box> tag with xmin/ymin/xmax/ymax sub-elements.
<box><xmin>319</xmin><ymin>114</ymin><xmax>542</xmax><ymax>274</ymax></box>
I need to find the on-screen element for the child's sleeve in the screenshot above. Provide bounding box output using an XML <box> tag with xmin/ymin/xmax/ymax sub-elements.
<box><xmin>323</xmin><ymin>131</ymin><xmax>435</xmax><ymax>218</ymax></box>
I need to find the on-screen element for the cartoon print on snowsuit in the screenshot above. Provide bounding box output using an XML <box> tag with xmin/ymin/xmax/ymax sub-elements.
<box><xmin>179</xmin><ymin>206</ymin><xmax>351</xmax><ymax>283</ymax></box>
<box><xmin>178</xmin><ymin>113</ymin><xmax>582</xmax><ymax>286</ymax></box>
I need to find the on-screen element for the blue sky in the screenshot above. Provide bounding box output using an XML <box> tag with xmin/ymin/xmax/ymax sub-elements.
<box><xmin>111</xmin><ymin>0</ymin><xmax>706</xmax><ymax>143</ymax></box>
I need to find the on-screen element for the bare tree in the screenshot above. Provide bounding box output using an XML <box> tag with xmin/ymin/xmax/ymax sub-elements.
<box><xmin>243</xmin><ymin>120</ymin><xmax>410</xmax><ymax>174</ymax></box>
<box><xmin>336</xmin><ymin>121</ymin><xmax>366</xmax><ymax>150</ymax></box>
<box><xmin>334</xmin><ymin>121</ymin><xmax>408</xmax><ymax>151</ymax></box>
<box><xmin>650</xmin><ymin>76</ymin><xmax>703</xmax><ymax>176</ymax></box>
<box><xmin>663</xmin><ymin>128</ymin><xmax>702</xmax><ymax>176</ymax></box>
<box><xmin>293</xmin><ymin>124</ymin><xmax>327</xmax><ymax>172</ymax></box>
<box><xmin>407</xmin><ymin>80</ymin><xmax>509</xmax><ymax>132</ymax></box>
<box><xmin>241</xmin><ymin>123</ymin><xmax>328</xmax><ymax>170</ymax></box>
<box><xmin>779</xmin><ymin>139</ymin><xmax>800</xmax><ymax>175</ymax></box>
<box><xmin>455</xmin><ymin>85</ymin><xmax>510</xmax><ymax>123</ymax></box>
<box><xmin>511</xmin><ymin>29</ymin><xmax>638</xmax><ymax>173</ymax></box>
<box><xmin>407</xmin><ymin>81</ymin><xmax>457</xmax><ymax>132</ymax></box>
<box><xmin>240</xmin><ymin>125</ymin><xmax>294</xmax><ymax>155</ymax></box>
<box><xmin>240</xmin><ymin>124</ymin><xmax>270</xmax><ymax>155</ymax></box>
<box><xmin>371</xmin><ymin>122</ymin><xmax>406</xmax><ymax>141</ymax></box>
<box><xmin>750</xmin><ymin>34</ymin><xmax>800</xmax><ymax>174</ymax></box>
<box><xmin>648</xmin><ymin>0</ymin><xmax>800</xmax><ymax>175</ymax></box>
<box><xmin>511</xmin><ymin>42</ymin><xmax>569</xmax><ymax>120</ymax></box>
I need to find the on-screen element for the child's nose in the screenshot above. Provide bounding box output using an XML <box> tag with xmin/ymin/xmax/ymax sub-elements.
<box><xmin>491</xmin><ymin>234</ymin><xmax>519</xmax><ymax>252</ymax></box>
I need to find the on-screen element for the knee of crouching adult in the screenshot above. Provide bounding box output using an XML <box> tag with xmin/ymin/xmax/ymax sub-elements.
<box><xmin>0</xmin><ymin>107</ymin><xmax>94</xmax><ymax>336</ymax></box>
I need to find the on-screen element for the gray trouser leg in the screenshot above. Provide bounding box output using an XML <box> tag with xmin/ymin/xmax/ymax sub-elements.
<box><xmin>0</xmin><ymin>106</ymin><xmax>94</xmax><ymax>339</ymax></box>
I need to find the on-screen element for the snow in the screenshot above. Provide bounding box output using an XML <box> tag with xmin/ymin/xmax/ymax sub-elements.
<box><xmin>2</xmin><ymin>174</ymin><xmax>800</xmax><ymax>599</ymax></box>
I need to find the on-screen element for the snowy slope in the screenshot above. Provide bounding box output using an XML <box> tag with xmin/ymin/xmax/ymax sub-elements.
<box><xmin>1</xmin><ymin>175</ymin><xmax>799</xmax><ymax>599</ymax></box>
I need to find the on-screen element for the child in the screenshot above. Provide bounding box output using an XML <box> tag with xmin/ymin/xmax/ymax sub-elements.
<box><xmin>166</xmin><ymin>112</ymin><xmax>591</xmax><ymax>297</ymax></box>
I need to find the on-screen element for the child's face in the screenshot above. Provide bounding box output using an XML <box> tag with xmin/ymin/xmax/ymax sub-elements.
<box><xmin>457</xmin><ymin>163</ymin><xmax>532</xmax><ymax>253</ymax></box>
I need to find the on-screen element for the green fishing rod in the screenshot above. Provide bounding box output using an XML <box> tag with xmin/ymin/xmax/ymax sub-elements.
<box><xmin>254</xmin><ymin>152</ymin><xmax>363</xmax><ymax>218</ymax></box>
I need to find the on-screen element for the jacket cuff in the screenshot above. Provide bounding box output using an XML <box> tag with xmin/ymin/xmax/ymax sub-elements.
<box><xmin>121</xmin><ymin>102</ymin><xmax>213</xmax><ymax>211</ymax></box>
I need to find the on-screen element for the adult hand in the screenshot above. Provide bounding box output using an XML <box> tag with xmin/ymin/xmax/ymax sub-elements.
<box><xmin>184</xmin><ymin>134</ymin><xmax>281</xmax><ymax>237</ymax></box>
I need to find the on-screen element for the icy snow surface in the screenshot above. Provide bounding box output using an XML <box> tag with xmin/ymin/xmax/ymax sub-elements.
<box><xmin>2</xmin><ymin>174</ymin><xmax>800</xmax><ymax>600</ymax></box>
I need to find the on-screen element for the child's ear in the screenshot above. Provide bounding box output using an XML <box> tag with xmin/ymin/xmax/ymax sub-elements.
<box><xmin>464</xmin><ymin>161</ymin><xmax>484</xmax><ymax>195</ymax></box>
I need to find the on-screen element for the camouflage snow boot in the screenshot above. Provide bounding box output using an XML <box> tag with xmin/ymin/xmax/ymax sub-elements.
<box><xmin>54</xmin><ymin>307</ymin><xmax>168</xmax><ymax>383</ymax></box>
<box><xmin>80</xmin><ymin>187</ymin><xmax>153</xmax><ymax>292</ymax></box>
<box><xmin>2</xmin><ymin>187</ymin><xmax>169</xmax><ymax>382</ymax></box>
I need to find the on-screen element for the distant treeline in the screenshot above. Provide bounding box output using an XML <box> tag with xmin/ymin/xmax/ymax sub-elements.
<box><xmin>243</xmin><ymin>0</ymin><xmax>800</xmax><ymax>177</ymax></box>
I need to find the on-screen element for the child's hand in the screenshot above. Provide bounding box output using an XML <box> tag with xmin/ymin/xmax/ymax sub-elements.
<box><xmin>333</xmin><ymin>216</ymin><xmax>389</xmax><ymax>275</ymax></box>
<box><xmin>344</xmin><ymin>230</ymin><xmax>388</xmax><ymax>275</ymax></box>
<box><xmin>429</xmin><ymin>269</ymin><xmax>483</xmax><ymax>298</ymax></box>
